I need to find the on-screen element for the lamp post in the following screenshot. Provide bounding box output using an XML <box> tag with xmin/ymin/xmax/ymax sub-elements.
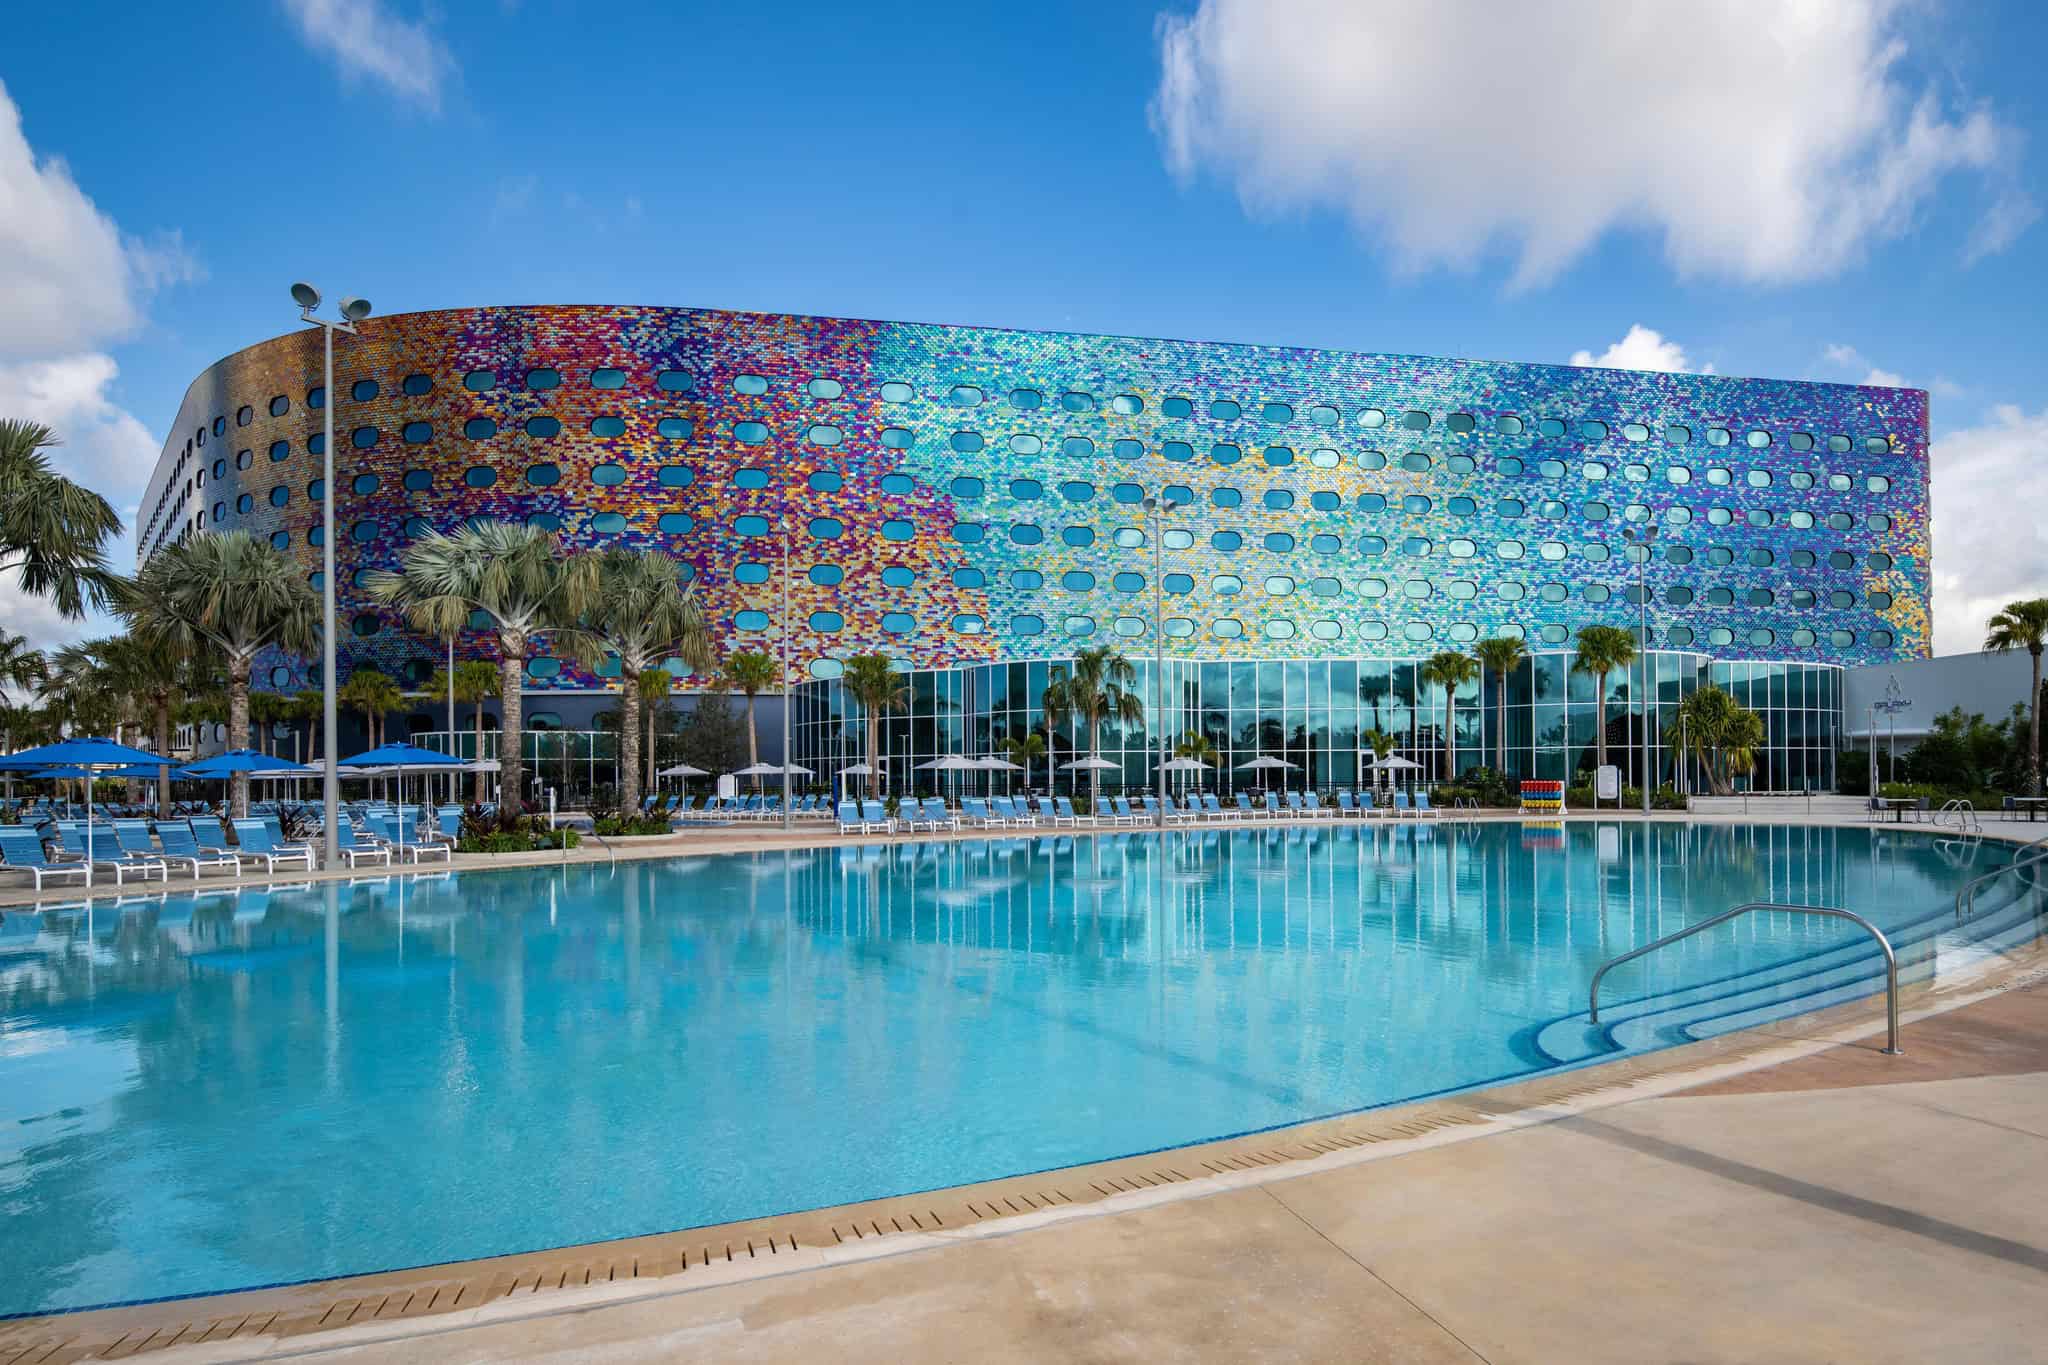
<box><xmin>1143</xmin><ymin>495</ymin><xmax>1180</xmax><ymax>831</ymax></box>
<box><xmin>1621</xmin><ymin>521</ymin><xmax>1658</xmax><ymax>816</ymax></box>
<box><xmin>780</xmin><ymin>518</ymin><xmax>793</xmax><ymax>832</ymax></box>
<box><xmin>291</xmin><ymin>282</ymin><xmax>371</xmax><ymax>869</ymax></box>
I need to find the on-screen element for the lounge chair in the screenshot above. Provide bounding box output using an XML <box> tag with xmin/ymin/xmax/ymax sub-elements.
<box><xmin>859</xmin><ymin>800</ymin><xmax>894</xmax><ymax>834</ymax></box>
<box><xmin>154</xmin><ymin>822</ymin><xmax>240</xmax><ymax>881</ymax></box>
<box><xmin>1393</xmin><ymin>791</ymin><xmax>1414</xmax><ymax>818</ymax></box>
<box><xmin>835</xmin><ymin>801</ymin><xmax>865</xmax><ymax>834</ymax></box>
<box><xmin>1204</xmin><ymin>793</ymin><xmax>1238</xmax><ymax>822</ymax></box>
<box><xmin>0</xmin><ymin>827</ymin><xmax>89</xmax><ymax>891</ymax></box>
<box><xmin>1235</xmin><ymin>792</ymin><xmax>1259</xmax><ymax>819</ymax></box>
<box><xmin>102</xmin><ymin>820</ymin><xmax>171</xmax><ymax>885</ymax></box>
<box><xmin>922</xmin><ymin>797</ymin><xmax>959</xmax><ymax>831</ymax></box>
<box><xmin>228</xmin><ymin>818</ymin><xmax>316</xmax><ymax>873</ymax></box>
<box><xmin>1050</xmin><ymin>796</ymin><xmax>1081</xmax><ymax>828</ymax></box>
<box><xmin>1355</xmin><ymin>791</ymin><xmax>1380</xmax><ymax>819</ymax></box>
<box><xmin>1303</xmin><ymin>792</ymin><xmax>1334</xmax><ymax>819</ymax></box>
<box><xmin>1262</xmin><ymin>792</ymin><xmax>1284</xmax><ymax>819</ymax></box>
<box><xmin>1412</xmin><ymin>791</ymin><xmax>1443</xmax><ymax>820</ymax></box>
<box><xmin>962</xmin><ymin>798</ymin><xmax>1004</xmax><ymax>830</ymax></box>
<box><xmin>333</xmin><ymin>816</ymin><xmax>393</xmax><ymax>868</ymax></box>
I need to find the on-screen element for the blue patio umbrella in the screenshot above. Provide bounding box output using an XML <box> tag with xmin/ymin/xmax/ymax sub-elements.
<box><xmin>179</xmin><ymin>749</ymin><xmax>313</xmax><ymax>779</ymax></box>
<box><xmin>0</xmin><ymin>737</ymin><xmax>170</xmax><ymax>886</ymax></box>
<box><xmin>337</xmin><ymin>743</ymin><xmax>465</xmax><ymax>855</ymax></box>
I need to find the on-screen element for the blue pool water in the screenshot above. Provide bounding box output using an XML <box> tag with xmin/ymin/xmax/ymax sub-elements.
<box><xmin>0</xmin><ymin>822</ymin><xmax>2034</xmax><ymax>1317</ymax></box>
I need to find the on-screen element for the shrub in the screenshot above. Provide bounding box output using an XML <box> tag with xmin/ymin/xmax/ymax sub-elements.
<box><xmin>455</xmin><ymin>817</ymin><xmax>580</xmax><ymax>854</ymax></box>
<box><xmin>593</xmin><ymin>815</ymin><xmax>670</xmax><ymax>836</ymax></box>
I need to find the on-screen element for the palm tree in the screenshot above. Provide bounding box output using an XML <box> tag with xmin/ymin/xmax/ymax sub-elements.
<box><xmin>0</xmin><ymin>630</ymin><xmax>46</xmax><ymax>701</ymax></box>
<box><xmin>569</xmin><ymin>549</ymin><xmax>713</xmax><ymax>808</ymax></box>
<box><xmin>96</xmin><ymin>634</ymin><xmax>185</xmax><ymax>807</ymax></box>
<box><xmin>1041</xmin><ymin>645</ymin><xmax>1144</xmax><ymax>805</ymax></box>
<box><xmin>722</xmin><ymin>649</ymin><xmax>780</xmax><ymax>788</ymax></box>
<box><xmin>0</xmin><ymin>419</ymin><xmax>122</xmax><ymax>618</ymax></box>
<box><xmin>637</xmin><ymin>668</ymin><xmax>674</xmax><ymax>785</ymax></box>
<box><xmin>122</xmin><ymin>531</ymin><xmax>319</xmax><ymax>816</ymax></box>
<box><xmin>247</xmin><ymin>690</ymin><xmax>295</xmax><ymax>755</ymax></box>
<box><xmin>1985</xmin><ymin>598</ymin><xmax>2048</xmax><ymax>795</ymax></box>
<box><xmin>291</xmin><ymin>688</ymin><xmax>325</xmax><ymax>761</ymax></box>
<box><xmin>425</xmin><ymin>660</ymin><xmax>500</xmax><ymax>803</ymax></box>
<box><xmin>999</xmin><ymin>730</ymin><xmax>1048</xmax><ymax>791</ymax></box>
<box><xmin>1360</xmin><ymin>725</ymin><xmax>1398</xmax><ymax>791</ymax></box>
<box><xmin>1572</xmin><ymin>624</ymin><xmax>1639</xmax><ymax>775</ymax></box>
<box><xmin>1421</xmin><ymin>651</ymin><xmax>1479</xmax><ymax>781</ymax></box>
<box><xmin>45</xmin><ymin>639</ymin><xmax>121</xmax><ymax>739</ymax></box>
<box><xmin>1473</xmin><ymin>635</ymin><xmax>1528</xmax><ymax>775</ymax></box>
<box><xmin>1667</xmin><ymin>685</ymin><xmax>1752</xmax><ymax>795</ymax></box>
<box><xmin>339</xmin><ymin>668</ymin><xmax>403</xmax><ymax>749</ymax></box>
<box><xmin>841</xmin><ymin>653</ymin><xmax>907</xmax><ymax>799</ymax></box>
<box><xmin>366</xmin><ymin>522</ymin><xmax>597</xmax><ymax>824</ymax></box>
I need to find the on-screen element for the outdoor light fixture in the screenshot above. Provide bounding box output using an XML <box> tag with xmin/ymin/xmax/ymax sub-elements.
<box><xmin>1622</xmin><ymin>521</ymin><xmax>1660</xmax><ymax>816</ymax></box>
<box><xmin>292</xmin><ymin>281</ymin><xmax>372</xmax><ymax>868</ymax></box>
<box><xmin>1143</xmin><ymin>495</ymin><xmax>1181</xmax><ymax>830</ymax></box>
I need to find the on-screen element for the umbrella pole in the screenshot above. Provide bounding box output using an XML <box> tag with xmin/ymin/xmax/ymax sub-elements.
<box><xmin>85</xmin><ymin>770</ymin><xmax>94</xmax><ymax>888</ymax></box>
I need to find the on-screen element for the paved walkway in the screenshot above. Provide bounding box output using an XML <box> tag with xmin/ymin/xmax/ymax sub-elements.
<box><xmin>269</xmin><ymin>979</ymin><xmax>2048</xmax><ymax>1364</ymax></box>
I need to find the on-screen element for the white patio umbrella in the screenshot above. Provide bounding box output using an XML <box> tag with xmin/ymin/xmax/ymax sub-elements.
<box><xmin>1367</xmin><ymin>753</ymin><xmax>1424</xmax><ymax>792</ymax></box>
<box><xmin>1158</xmin><ymin>755</ymin><xmax>1211</xmax><ymax>798</ymax></box>
<box><xmin>837</xmin><ymin>761</ymin><xmax>875</xmax><ymax>800</ymax></box>
<box><xmin>976</xmin><ymin>754</ymin><xmax>1022</xmax><ymax>796</ymax></box>
<box><xmin>915</xmin><ymin>754</ymin><xmax>980</xmax><ymax>804</ymax></box>
<box><xmin>1235</xmin><ymin>754</ymin><xmax>1300</xmax><ymax>791</ymax></box>
<box><xmin>657</xmin><ymin>762</ymin><xmax>708</xmax><ymax>778</ymax></box>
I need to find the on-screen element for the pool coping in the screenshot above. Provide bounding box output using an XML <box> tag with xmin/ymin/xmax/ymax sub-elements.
<box><xmin>3</xmin><ymin>897</ymin><xmax>2043</xmax><ymax>1362</ymax></box>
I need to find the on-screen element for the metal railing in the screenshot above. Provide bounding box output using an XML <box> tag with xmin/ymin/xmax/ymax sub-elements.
<box><xmin>1933</xmin><ymin>799</ymin><xmax>1982</xmax><ymax>833</ymax></box>
<box><xmin>1954</xmin><ymin>831</ymin><xmax>2048</xmax><ymax>922</ymax></box>
<box><xmin>1589</xmin><ymin>901</ymin><xmax>1902</xmax><ymax>1055</ymax></box>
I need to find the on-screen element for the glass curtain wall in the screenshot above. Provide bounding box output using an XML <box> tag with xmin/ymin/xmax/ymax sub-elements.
<box><xmin>792</xmin><ymin>654</ymin><xmax>1841</xmax><ymax>797</ymax></box>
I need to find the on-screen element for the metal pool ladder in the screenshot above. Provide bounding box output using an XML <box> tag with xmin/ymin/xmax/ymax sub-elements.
<box><xmin>1589</xmin><ymin>901</ymin><xmax>1902</xmax><ymax>1056</ymax></box>
<box><xmin>1953</xmin><ymin>831</ymin><xmax>2048</xmax><ymax>922</ymax></box>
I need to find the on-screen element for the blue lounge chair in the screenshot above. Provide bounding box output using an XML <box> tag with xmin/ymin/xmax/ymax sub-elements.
<box><xmin>333</xmin><ymin>816</ymin><xmax>393</xmax><ymax>868</ymax></box>
<box><xmin>0</xmin><ymin>827</ymin><xmax>89</xmax><ymax>891</ymax></box>
<box><xmin>1355</xmin><ymin>791</ymin><xmax>1380</xmax><ymax>819</ymax></box>
<box><xmin>1262</xmin><ymin>792</ymin><xmax>1284</xmax><ymax>818</ymax></box>
<box><xmin>1413</xmin><ymin>791</ymin><xmax>1443</xmax><ymax>820</ymax></box>
<box><xmin>995</xmin><ymin>796</ymin><xmax>1036</xmax><ymax>828</ymax></box>
<box><xmin>922</xmin><ymin>796</ymin><xmax>959</xmax><ymax>831</ymax></box>
<box><xmin>1393</xmin><ymin>791</ymin><xmax>1414</xmax><ymax>818</ymax></box>
<box><xmin>1304</xmin><ymin>791</ymin><xmax>1334</xmax><ymax>819</ymax></box>
<box><xmin>1051</xmin><ymin>796</ymin><xmax>1081</xmax><ymax>827</ymax></box>
<box><xmin>859</xmin><ymin>800</ymin><xmax>893</xmax><ymax>833</ymax></box>
<box><xmin>961</xmin><ymin>798</ymin><xmax>1002</xmax><ymax>829</ymax></box>
<box><xmin>835</xmin><ymin>801</ymin><xmax>864</xmax><ymax>834</ymax></box>
<box><xmin>1204</xmin><ymin>793</ymin><xmax>1237</xmax><ymax>821</ymax></box>
<box><xmin>228</xmin><ymin>818</ymin><xmax>315</xmax><ymax>873</ymax></box>
<box><xmin>102</xmin><ymin>820</ymin><xmax>170</xmax><ymax>885</ymax></box>
<box><xmin>1235</xmin><ymin>792</ymin><xmax>1259</xmax><ymax>819</ymax></box>
<box><xmin>154</xmin><ymin>821</ymin><xmax>240</xmax><ymax>880</ymax></box>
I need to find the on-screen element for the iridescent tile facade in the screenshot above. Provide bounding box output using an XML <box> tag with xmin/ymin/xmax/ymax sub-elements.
<box><xmin>142</xmin><ymin>305</ymin><xmax>1930</xmax><ymax>694</ymax></box>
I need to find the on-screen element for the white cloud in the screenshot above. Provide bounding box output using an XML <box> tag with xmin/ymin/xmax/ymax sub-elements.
<box><xmin>1930</xmin><ymin>404</ymin><xmax>2048</xmax><ymax>655</ymax></box>
<box><xmin>1150</xmin><ymin>0</ymin><xmax>2030</xmax><ymax>287</ymax></box>
<box><xmin>0</xmin><ymin>83</ymin><xmax>193</xmax><ymax>650</ymax></box>
<box><xmin>1569</xmin><ymin>325</ymin><xmax>1713</xmax><ymax>374</ymax></box>
<box><xmin>280</xmin><ymin>0</ymin><xmax>456</xmax><ymax>111</ymax></box>
<box><xmin>1862</xmin><ymin>367</ymin><xmax>1908</xmax><ymax>388</ymax></box>
<box><xmin>0</xmin><ymin>80</ymin><xmax>201</xmax><ymax>357</ymax></box>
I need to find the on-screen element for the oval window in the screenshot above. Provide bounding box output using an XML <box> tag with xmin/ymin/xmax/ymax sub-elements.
<box><xmin>733</xmin><ymin>421</ymin><xmax>769</xmax><ymax>444</ymax></box>
<box><xmin>589</xmin><ymin>416</ymin><xmax>626</xmax><ymax>437</ymax></box>
<box><xmin>525</xmin><ymin>368</ymin><xmax>560</xmax><ymax>390</ymax></box>
<box><xmin>656</xmin><ymin>370</ymin><xmax>698</xmax><ymax>392</ymax></box>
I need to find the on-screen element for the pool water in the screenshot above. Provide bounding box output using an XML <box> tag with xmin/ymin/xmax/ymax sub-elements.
<box><xmin>0</xmin><ymin>822</ymin><xmax>2031</xmax><ymax>1317</ymax></box>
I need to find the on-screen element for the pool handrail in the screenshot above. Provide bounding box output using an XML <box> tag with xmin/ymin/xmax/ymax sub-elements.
<box><xmin>1588</xmin><ymin>900</ymin><xmax>1902</xmax><ymax>1056</ymax></box>
<box><xmin>1953</xmin><ymin>830</ymin><xmax>2048</xmax><ymax>922</ymax></box>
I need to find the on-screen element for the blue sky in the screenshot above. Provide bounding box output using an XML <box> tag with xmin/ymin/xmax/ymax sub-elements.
<box><xmin>1</xmin><ymin>0</ymin><xmax>2044</xmax><ymax>653</ymax></box>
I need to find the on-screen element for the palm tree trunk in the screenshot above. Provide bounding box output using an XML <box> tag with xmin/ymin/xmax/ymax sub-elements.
<box><xmin>155</xmin><ymin>697</ymin><xmax>171</xmax><ymax>812</ymax></box>
<box><xmin>1594</xmin><ymin>674</ymin><xmax>1608</xmax><ymax>771</ymax></box>
<box><xmin>498</xmin><ymin>637</ymin><xmax>525</xmax><ymax>828</ymax></box>
<box><xmin>228</xmin><ymin>657</ymin><xmax>252</xmax><ymax>818</ymax></box>
<box><xmin>620</xmin><ymin>678</ymin><xmax>642</xmax><ymax>812</ymax></box>
<box><xmin>2031</xmin><ymin>646</ymin><xmax>2042</xmax><ymax>797</ymax></box>
<box><xmin>644</xmin><ymin>696</ymin><xmax>656</xmax><ymax>794</ymax></box>
<box><xmin>1445</xmin><ymin>693</ymin><xmax>1455</xmax><ymax>781</ymax></box>
<box><xmin>744</xmin><ymin>691</ymin><xmax>760</xmax><ymax>786</ymax></box>
<box><xmin>864</xmin><ymin>712</ymin><xmax>879</xmax><ymax>799</ymax></box>
<box><xmin>472</xmin><ymin>702</ymin><xmax>488</xmax><ymax>806</ymax></box>
<box><xmin>1088</xmin><ymin>715</ymin><xmax>1101</xmax><ymax>807</ymax></box>
<box><xmin>1495</xmin><ymin>672</ymin><xmax>1507</xmax><ymax>774</ymax></box>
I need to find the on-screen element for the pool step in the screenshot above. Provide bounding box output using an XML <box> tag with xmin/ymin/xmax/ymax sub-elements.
<box><xmin>1533</xmin><ymin>885</ymin><xmax>2046</xmax><ymax>1064</ymax></box>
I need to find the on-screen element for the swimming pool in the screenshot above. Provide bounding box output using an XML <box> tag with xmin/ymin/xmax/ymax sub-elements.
<box><xmin>0</xmin><ymin>822</ymin><xmax>2036</xmax><ymax>1317</ymax></box>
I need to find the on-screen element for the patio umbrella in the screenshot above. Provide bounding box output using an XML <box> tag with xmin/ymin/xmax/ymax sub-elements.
<box><xmin>1367</xmin><ymin>754</ymin><xmax>1424</xmax><ymax>792</ymax></box>
<box><xmin>915</xmin><ymin>754</ymin><xmax>981</xmax><ymax>802</ymax></box>
<box><xmin>0</xmin><ymin>736</ymin><xmax>171</xmax><ymax>885</ymax></box>
<box><xmin>657</xmin><ymin>762</ymin><xmax>707</xmax><ymax>778</ymax></box>
<box><xmin>976</xmin><ymin>754</ymin><xmax>1022</xmax><ymax>796</ymax></box>
<box><xmin>337</xmin><ymin>742</ymin><xmax>466</xmax><ymax>857</ymax></box>
<box><xmin>1157</xmin><ymin>756</ymin><xmax>1212</xmax><ymax>799</ymax></box>
<box><xmin>179</xmin><ymin>749</ymin><xmax>311</xmax><ymax>779</ymax></box>
<box><xmin>1235</xmin><ymin>754</ymin><xmax>1300</xmax><ymax>791</ymax></box>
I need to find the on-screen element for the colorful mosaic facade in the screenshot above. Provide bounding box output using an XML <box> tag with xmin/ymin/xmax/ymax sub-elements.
<box><xmin>142</xmin><ymin>306</ymin><xmax>1931</xmax><ymax>693</ymax></box>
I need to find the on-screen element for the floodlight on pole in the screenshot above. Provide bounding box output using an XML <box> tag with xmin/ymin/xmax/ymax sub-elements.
<box><xmin>1622</xmin><ymin>521</ymin><xmax>1659</xmax><ymax>817</ymax></box>
<box><xmin>292</xmin><ymin>281</ymin><xmax>371</xmax><ymax>870</ymax></box>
